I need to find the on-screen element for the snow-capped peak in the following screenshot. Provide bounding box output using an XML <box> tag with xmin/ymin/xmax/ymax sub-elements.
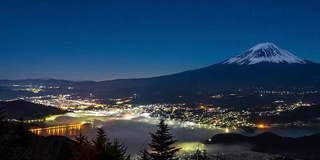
<box><xmin>222</xmin><ymin>42</ymin><xmax>307</xmax><ymax>65</ymax></box>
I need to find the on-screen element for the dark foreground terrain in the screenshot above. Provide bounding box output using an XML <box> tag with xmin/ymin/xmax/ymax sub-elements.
<box><xmin>208</xmin><ymin>132</ymin><xmax>320</xmax><ymax>160</ymax></box>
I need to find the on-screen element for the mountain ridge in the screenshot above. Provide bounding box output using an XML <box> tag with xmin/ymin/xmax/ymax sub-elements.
<box><xmin>207</xmin><ymin>132</ymin><xmax>320</xmax><ymax>159</ymax></box>
<box><xmin>1</xmin><ymin>43</ymin><xmax>320</xmax><ymax>100</ymax></box>
<box><xmin>0</xmin><ymin>100</ymin><xmax>66</xmax><ymax>119</ymax></box>
<box><xmin>222</xmin><ymin>42</ymin><xmax>309</xmax><ymax>65</ymax></box>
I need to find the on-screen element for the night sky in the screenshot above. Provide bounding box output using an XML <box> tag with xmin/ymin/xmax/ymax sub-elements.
<box><xmin>1</xmin><ymin>0</ymin><xmax>320</xmax><ymax>81</ymax></box>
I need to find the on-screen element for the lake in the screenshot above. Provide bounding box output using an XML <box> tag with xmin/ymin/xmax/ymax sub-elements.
<box><xmin>31</xmin><ymin>111</ymin><xmax>316</xmax><ymax>156</ymax></box>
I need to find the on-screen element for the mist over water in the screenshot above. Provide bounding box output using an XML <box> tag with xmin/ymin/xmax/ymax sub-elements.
<box><xmin>43</xmin><ymin>113</ymin><xmax>316</xmax><ymax>155</ymax></box>
<box><xmin>44</xmin><ymin>114</ymin><xmax>230</xmax><ymax>154</ymax></box>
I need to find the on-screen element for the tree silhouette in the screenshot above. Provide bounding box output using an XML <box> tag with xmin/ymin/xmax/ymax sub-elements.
<box><xmin>0</xmin><ymin>108</ymin><xmax>5</xmax><ymax>120</ymax></box>
<box><xmin>75</xmin><ymin>132</ymin><xmax>93</xmax><ymax>160</ymax></box>
<box><xmin>137</xmin><ymin>148</ymin><xmax>151</xmax><ymax>160</ymax></box>
<box><xmin>107</xmin><ymin>138</ymin><xmax>130</xmax><ymax>160</ymax></box>
<box><xmin>190</xmin><ymin>149</ymin><xmax>210</xmax><ymax>160</ymax></box>
<box><xmin>148</xmin><ymin>119</ymin><xmax>180</xmax><ymax>160</ymax></box>
<box><xmin>92</xmin><ymin>128</ymin><xmax>110</xmax><ymax>159</ymax></box>
<box><xmin>0</xmin><ymin>108</ymin><xmax>6</xmax><ymax>135</ymax></box>
<box><xmin>91</xmin><ymin>127</ymin><xmax>129</xmax><ymax>160</ymax></box>
<box><xmin>58</xmin><ymin>141</ymin><xmax>74</xmax><ymax>160</ymax></box>
<box><xmin>15</xmin><ymin>118</ymin><xmax>31</xmax><ymax>146</ymax></box>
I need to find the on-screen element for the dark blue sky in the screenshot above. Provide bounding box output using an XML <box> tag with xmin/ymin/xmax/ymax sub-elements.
<box><xmin>1</xmin><ymin>0</ymin><xmax>320</xmax><ymax>81</ymax></box>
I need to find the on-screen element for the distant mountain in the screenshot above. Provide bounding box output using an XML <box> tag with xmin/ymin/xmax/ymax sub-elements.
<box><xmin>221</xmin><ymin>42</ymin><xmax>308</xmax><ymax>65</ymax></box>
<box><xmin>208</xmin><ymin>132</ymin><xmax>320</xmax><ymax>159</ymax></box>
<box><xmin>2</xmin><ymin>43</ymin><xmax>320</xmax><ymax>102</ymax></box>
<box><xmin>0</xmin><ymin>79</ymin><xmax>75</xmax><ymax>100</ymax></box>
<box><xmin>72</xmin><ymin>43</ymin><xmax>320</xmax><ymax>98</ymax></box>
<box><xmin>0</xmin><ymin>100</ymin><xmax>66</xmax><ymax>119</ymax></box>
<box><xmin>0</xmin><ymin>79</ymin><xmax>73</xmax><ymax>85</ymax></box>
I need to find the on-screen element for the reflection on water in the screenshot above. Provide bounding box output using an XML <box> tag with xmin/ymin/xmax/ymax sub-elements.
<box><xmin>30</xmin><ymin>113</ymin><xmax>226</xmax><ymax>154</ymax></box>
<box><xmin>29</xmin><ymin>112</ymin><xmax>316</xmax><ymax>155</ymax></box>
<box><xmin>29</xmin><ymin>124</ymin><xmax>83</xmax><ymax>136</ymax></box>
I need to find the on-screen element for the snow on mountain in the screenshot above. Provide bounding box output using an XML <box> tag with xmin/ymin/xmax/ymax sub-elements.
<box><xmin>222</xmin><ymin>42</ymin><xmax>308</xmax><ymax>65</ymax></box>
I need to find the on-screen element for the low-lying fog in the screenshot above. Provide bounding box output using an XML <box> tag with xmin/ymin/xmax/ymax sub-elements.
<box><xmin>43</xmin><ymin>113</ymin><xmax>315</xmax><ymax>155</ymax></box>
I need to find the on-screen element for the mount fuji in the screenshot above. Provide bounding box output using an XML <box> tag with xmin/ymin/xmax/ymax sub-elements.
<box><xmin>71</xmin><ymin>42</ymin><xmax>320</xmax><ymax>98</ymax></box>
<box><xmin>3</xmin><ymin>43</ymin><xmax>319</xmax><ymax>100</ymax></box>
<box><xmin>222</xmin><ymin>42</ymin><xmax>309</xmax><ymax>65</ymax></box>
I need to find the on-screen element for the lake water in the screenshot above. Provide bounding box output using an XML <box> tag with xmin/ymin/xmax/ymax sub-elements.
<box><xmin>32</xmin><ymin>112</ymin><xmax>317</xmax><ymax>156</ymax></box>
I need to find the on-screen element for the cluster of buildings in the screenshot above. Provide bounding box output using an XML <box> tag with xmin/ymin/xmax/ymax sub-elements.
<box><xmin>2</xmin><ymin>83</ymin><xmax>319</xmax><ymax>132</ymax></box>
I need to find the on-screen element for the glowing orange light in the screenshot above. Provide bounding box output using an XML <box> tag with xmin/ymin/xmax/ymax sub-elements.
<box><xmin>257</xmin><ymin>124</ymin><xmax>269</xmax><ymax>129</ymax></box>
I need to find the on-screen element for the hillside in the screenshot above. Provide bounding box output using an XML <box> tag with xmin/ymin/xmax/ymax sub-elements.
<box><xmin>2</xmin><ymin>43</ymin><xmax>320</xmax><ymax>103</ymax></box>
<box><xmin>71</xmin><ymin>43</ymin><xmax>320</xmax><ymax>98</ymax></box>
<box><xmin>249</xmin><ymin>105</ymin><xmax>320</xmax><ymax>124</ymax></box>
<box><xmin>208</xmin><ymin>132</ymin><xmax>320</xmax><ymax>159</ymax></box>
<box><xmin>0</xmin><ymin>100</ymin><xmax>66</xmax><ymax>120</ymax></box>
<box><xmin>0</xmin><ymin>89</ymin><xmax>35</xmax><ymax>100</ymax></box>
